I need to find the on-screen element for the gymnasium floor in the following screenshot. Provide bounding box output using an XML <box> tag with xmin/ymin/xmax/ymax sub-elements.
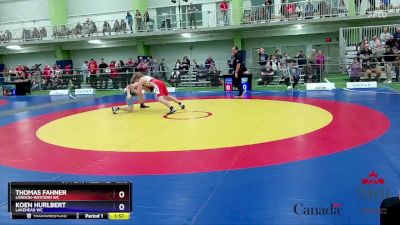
<box><xmin>0</xmin><ymin>88</ymin><xmax>399</xmax><ymax>225</ymax></box>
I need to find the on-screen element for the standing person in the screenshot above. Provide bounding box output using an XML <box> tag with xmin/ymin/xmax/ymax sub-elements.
<box><xmin>349</xmin><ymin>57</ymin><xmax>362</xmax><ymax>82</ymax></box>
<box><xmin>144</xmin><ymin>11</ymin><xmax>150</xmax><ymax>31</ymax></box>
<box><xmin>187</xmin><ymin>4</ymin><xmax>197</xmax><ymax>29</ymax></box>
<box><xmin>219</xmin><ymin>0</ymin><xmax>229</xmax><ymax>26</ymax></box>
<box><xmin>109</xmin><ymin>60</ymin><xmax>119</xmax><ymax>89</ymax></box>
<box><xmin>383</xmin><ymin>47</ymin><xmax>395</xmax><ymax>83</ymax></box>
<box><xmin>135</xmin><ymin>10</ymin><xmax>142</xmax><ymax>32</ymax></box>
<box><xmin>231</xmin><ymin>46</ymin><xmax>245</xmax><ymax>97</ymax></box>
<box><xmin>126</xmin><ymin>12</ymin><xmax>134</xmax><ymax>32</ymax></box>
<box><xmin>88</xmin><ymin>59</ymin><xmax>98</xmax><ymax>88</ymax></box>
<box><xmin>315</xmin><ymin>51</ymin><xmax>326</xmax><ymax>82</ymax></box>
<box><xmin>160</xmin><ymin>59</ymin><xmax>168</xmax><ymax>81</ymax></box>
<box><xmin>81</xmin><ymin>61</ymin><xmax>89</xmax><ymax>86</ymax></box>
<box><xmin>98</xmin><ymin>58</ymin><xmax>109</xmax><ymax>89</ymax></box>
<box><xmin>127</xmin><ymin>72</ymin><xmax>185</xmax><ymax>115</ymax></box>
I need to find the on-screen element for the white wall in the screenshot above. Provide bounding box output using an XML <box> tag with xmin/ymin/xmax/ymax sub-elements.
<box><xmin>3</xmin><ymin>51</ymin><xmax>56</xmax><ymax>69</ymax></box>
<box><xmin>71</xmin><ymin>46</ymin><xmax>138</xmax><ymax>68</ymax></box>
<box><xmin>0</xmin><ymin>0</ymin><xmax>51</xmax><ymax>30</ymax></box>
<box><xmin>151</xmin><ymin>40</ymin><xmax>233</xmax><ymax>71</ymax></box>
<box><xmin>67</xmin><ymin>0</ymin><xmax>132</xmax><ymax>24</ymax></box>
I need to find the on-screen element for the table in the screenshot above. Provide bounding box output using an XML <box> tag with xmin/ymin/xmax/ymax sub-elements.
<box><xmin>222</xmin><ymin>74</ymin><xmax>252</xmax><ymax>92</ymax></box>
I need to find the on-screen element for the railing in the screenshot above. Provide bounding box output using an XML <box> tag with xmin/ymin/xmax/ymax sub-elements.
<box><xmin>339</xmin><ymin>24</ymin><xmax>399</xmax><ymax>70</ymax></box>
<box><xmin>241</xmin><ymin>0</ymin><xmax>346</xmax><ymax>24</ymax></box>
<box><xmin>356</xmin><ymin>0</ymin><xmax>400</xmax><ymax>16</ymax></box>
<box><xmin>3</xmin><ymin>1</ymin><xmax>400</xmax><ymax>44</ymax></box>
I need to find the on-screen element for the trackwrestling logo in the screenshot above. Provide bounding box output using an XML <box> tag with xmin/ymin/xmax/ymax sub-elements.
<box><xmin>293</xmin><ymin>203</ymin><xmax>342</xmax><ymax>216</ymax></box>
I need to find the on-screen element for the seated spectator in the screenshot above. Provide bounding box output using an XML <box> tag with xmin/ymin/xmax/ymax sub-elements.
<box><xmin>75</xmin><ymin>22</ymin><xmax>83</xmax><ymax>36</ymax></box>
<box><xmin>103</xmin><ymin>21</ymin><xmax>112</xmax><ymax>35</ymax></box>
<box><xmin>126</xmin><ymin>58</ymin><xmax>136</xmax><ymax>72</ymax></box>
<box><xmin>259</xmin><ymin>60</ymin><xmax>274</xmax><ymax>85</ymax></box>
<box><xmin>349</xmin><ymin>58</ymin><xmax>362</xmax><ymax>82</ymax></box>
<box><xmin>175</xmin><ymin>59</ymin><xmax>182</xmax><ymax>70</ymax></box>
<box><xmin>285</xmin><ymin>60</ymin><xmax>300</xmax><ymax>90</ymax></box>
<box><xmin>370</xmin><ymin>35</ymin><xmax>383</xmax><ymax>61</ymax></box>
<box><xmin>120</xmin><ymin>19</ymin><xmax>127</xmax><ymax>33</ymax></box>
<box><xmin>380</xmin><ymin>28</ymin><xmax>393</xmax><ymax>47</ymax></box>
<box><xmin>150</xmin><ymin>58</ymin><xmax>160</xmax><ymax>79</ymax></box>
<box><xmin>358</xmin><ymin>44</ymin><xmax>372</xmax><ymax>58</ymax></box>
<box><xmin>356</xmin><ymin>37</ymin><xmax>369</xmax><ymax>53</ymax></box>
<box><xmin>393</xmin><ymin>27</ymin><xmax>400</xmax><ymax>41</ymax></box>
<box><xmin>205</xmin><ymin>56</ymin><xmax>215</xmax><ymax>69</ymax></box>
<box><xmin>32</xmin><ymin>28</ymin><xmax>40</xmax><ymax>40</ymax></box>
<box><xmin>318</xmin><ymin>0</ymin><xmax>330</xmax><ymax>17</ymax></box>
<box><xmin>39</xmin><ymin>27</ymin><xmax>46</xmax><ymax>39</ymax></box>
<box><xmin>275</xmin><ymin>49</ymin><xmax>282</xmax><ymax>60</ymax></box>
<box><xmin>362</xmin><ymin>53</ymin><xmax>381</xmax><ymax>81</ymax></box>
<box><xmin>269</xmin><ymin>55</ymin><xmax>281</xmax><ymax>78</ymax></box>
<box><xmin>137</xmin><ymin>59</ymin><xmax>149</xmax><ymax>74</ymax></box>
<box><xmin>113</xmin><ymin>20</ymin><xmax>121</xmax><ymax>33</ymax></box>
<box><xmin>182</xmin><ymin>56</ymin><xmax>191</xmax><ymax>71</ymax></box>
<box><xmin>304</xmin><ymin>61</ymin><xmax>315</xmax><ymax>83</ymax></box>
<box><xmin>304</xmin><ymin>0</ymin><xmax>314</xmax><ymax>19</ymax></box>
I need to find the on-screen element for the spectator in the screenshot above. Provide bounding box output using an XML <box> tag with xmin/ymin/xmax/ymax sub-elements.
<box><xmin>98</xmin><ymin>58</ymin><xmax>109</xmax><ymax>89</ymax></box>
<box><xmin>296</xmin><ymin>51</ymin><xmax>307</xmax><ymax>67</ymax></box>
<box><xmin>32</xmin><ymin>28</ymin><xmax>40</xmax><ymax>40</ymax></box>
<box><xmin>160</xmin><ymin>59</ymin><xmax>168</xmax><ymax>81</ymax></box>
<box><xmin>383</xmin><ymin>47</ymin><xmax>395</xmax><ymax>83</ymax></box>
<box><xmin>120</xmin><ymin>19</ymin><xmax>127</xmax><ymax>33</ymax></box>
<box><xmin>113</xmin><ymin>20</ymin><xmax>121</xmax><ymax>33</ymax></box>
<box><xmin>318</xmin><ymin>0</ymin><xmax>330</xmax><ymax>17</ymax></box>
<box><xmin>88</xmin><ymin>59</ymin><xmax>98</xmax><ymax>88</ymax></box>
<box><xmin>380</xmin><ymin>28</ymin><xmax>393</xmax><ymax>47</ymax></box>
<box><xmin>39</xmin><ymin>27</ymin><xmax>46</xmax><ymax>39</ymax></box>
<box><xmin>395</xmin><ymin>54</ymin><xmax>400</xmax><ymax>82</ymax></box>
<box><xmin>304</xmin><ymin>1</ymin><xmax>314</xmax><ymax>19</ymax></box>
<box><xmin>205</xmin><ymin>56</ymin><xmax>215</xmax><ymax>69</ymax></box>
<box><xmin>275</xmin><ymin>49</ymin><xmax>282</xmax><ymax>60</ymax></box>
<box><xmin>134</xmin><ymin>10</ymin><xmax>142</xmax><ymax>32</ymax></box>
<box><xmin>258</xmin><ymin>48</ymin><xmax>269</xmax><ymax>66</ymax></box>
<box><xmin>126</xmin><ymin>12</ymin><xmax>134</xmax><ymax>32</ymax></box>
<box><xmin>126</xmin><ymin>58</ymin><xmax>135</xmax><ymax>72</ymax></box>
<box><xmin>150</xmin><ymin>58</ymin><xmax>160</xmax><ymax>78</ymax></box>
<box><xmin>357</xmin><ymin>36</ymin><xmax>369</xmax><ymax>53</ymax></box>
<box><xmin>43</xmin><ymin>65</ymin><xmax>53</xmax><ymax>89</ymax></box>
<box><xmin>362</xmin><ymin>53</ymin><xmax>381</xmax><ymax>81</ymax></box>
<box><xmin>259</xmin><ymin>60</ymin><xmax>274</xmax><ymax>85</ymax></box>
<box><xmin>269</xmin><ymin>55</ymin><xmax>281</xmax><ymax>78</ymax></box>
<box><xmin>370</xmin><ymin>35</ymin><xmax>383</xmax><ymax>61</ymax></box>
<box><xmin>219</xmin><ymin>0</ymin><xmax>229</xmax><ymax>26</ymax></box>
<box><xmin>304</xmin><ymin>61</ymin><xmax>315</xmax><ymax>83</ymax></box>
<box><xmin>103</xmin><ymin>21</ymin><xmax>112</xmax><ymax>35</ymax></box>
<box><xmin>349</xmin><ymin>57</ymin><xmax>362</xmax><ymax>82</ymax></box>
<box><xmin>283</xmin><ymin>52</ymin><xmax>291</xmax><ymax>63</ymax></box>
<box><xmin>75</xmin><ymin>22</ymin><xmax>83</xmax><ymax>36</ymax></box>
<box><xmin>109</xmin><ymin>60</ymin><xmax>119</xmax><ymax>89</ymax></box>
<box><xmin>175</xmin><ymin>59</ymin><xmax>182</xmax><ymax>70</ymax></box>
<box><xmin>188</xmin><ymin>4</ymin><xmax>197</xmax><ymax>29</ymax></box>
<box><xmin>393</xmin><ymin>27</ymin><xmax>400</xmax><ymax>41</ymax></box>
<box><xmin>144</xmin><ymin>11</ymin><xmax>150</xmax><ymax>31</ymax></box>
<box><xmin>358</xmin><ymin>44</ymin><xmax>372</xmax><ymax>58</ymax></box>
<box><xmin>285</xmin><ymin>60</ymin><xmax>300</xmax><ymax>90</ymax></box>
<box><xmin>137</xmin><ymin>59</ymin><xmax>149</xmax><ymax>74</ymax></box>
<box><xmin>81</xmin><ymin>61</ymin><xmax>89</xmax><ymax>86</ymax></box>
<box><xmin>265</xmin><ymin>0</ymin><xmax>273</xmax><ymax>20</ymax></box>
<box><xmin>315</xmin><ymin>50</ymin><xmax>326</xmax><ymax>81</ymax></box>
<box><xmin>182</xmin><ymin>56</ymin><xmax>191</xmax><ymax>71</ymax></box>
<box><xmin>15</xmin><ymin>65</ymin><xmax>24</xmax><ymax>77</ymax></box>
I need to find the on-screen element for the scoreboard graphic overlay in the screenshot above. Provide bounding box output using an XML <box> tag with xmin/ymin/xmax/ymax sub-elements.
<box><xmin>8</xmin><ymin>182</ymin><xmax>132</xmax><ymax>220</ymax></box>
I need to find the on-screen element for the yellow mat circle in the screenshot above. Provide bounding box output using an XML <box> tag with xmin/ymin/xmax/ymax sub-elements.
<box><xmin>36</xmin><ymin>99</ymin><xmax>333</xmax><ymax>152</ymax></box>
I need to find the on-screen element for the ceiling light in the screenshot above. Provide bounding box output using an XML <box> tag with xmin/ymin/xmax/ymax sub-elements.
<box><xmin>88</xmin><ymin>39</ymin><xmax>102</xmax><ymax>44</ymax></box>
<box><xmin>296</xmin><ymin>24</ymin><xmax>303</xmax><ymax>30</ymax></box>
<box><xmin>181</xmin><ymin>33</ymin><xmax>192</xmax><ymax>38</ymax></box>
<box><xmin>6</xmin><ymin>45</ymin><xmax>22</xmax><ymax>50</ymax></box>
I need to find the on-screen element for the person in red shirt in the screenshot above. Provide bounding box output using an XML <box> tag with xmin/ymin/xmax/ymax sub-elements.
<box><xmin>15</xmin><ymin>65</ymin><xmax>24</xmax><ymax>78</ymax></box>
<box><xmin>88</xmin><ymin>59</ymin><xmax>98</xmax><ymax>88</ymax></box>
<box><xmin>109</xmin><ymin>60</ymin><xmax>119</xmax><ymax>89</ymax></box>
<box><xmin>43</xmin><ymin>65</ymin><xmax>53</xmax><ymax>89</ymax></box>
<box><xmin>219</xmin><ymin>0</ymin><xmax>229</xmax><ymax>25</ymax></box>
